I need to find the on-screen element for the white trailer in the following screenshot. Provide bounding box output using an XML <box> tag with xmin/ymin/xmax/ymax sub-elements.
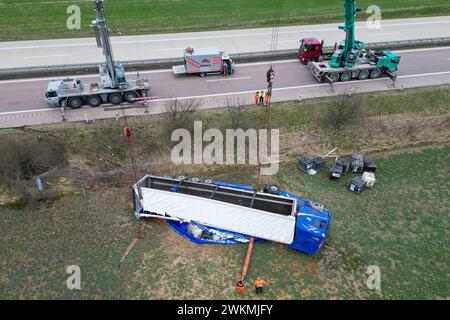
<box><xmin>172</xmin><ymin>47</ymin><xmax>234</xmax><ymax>77</ymax></box>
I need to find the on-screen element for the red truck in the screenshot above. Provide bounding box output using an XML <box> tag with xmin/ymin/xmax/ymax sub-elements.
<box><xmin>298</xmin><ymin>38</ymin><xmax>336</xmax><ymax>65</ymax></box>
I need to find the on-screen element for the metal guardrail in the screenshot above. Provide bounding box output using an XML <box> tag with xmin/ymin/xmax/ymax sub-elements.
<box><xmin>1</xmin><ymin>37</ymin><xmax>449</xmax><ymax>78</ymax></box>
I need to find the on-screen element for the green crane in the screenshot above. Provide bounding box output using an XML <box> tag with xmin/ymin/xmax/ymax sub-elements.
<box><xmin>330</xmin><ymin>0</ymin><xmax>364</xmax><ymax>68</ymax></box>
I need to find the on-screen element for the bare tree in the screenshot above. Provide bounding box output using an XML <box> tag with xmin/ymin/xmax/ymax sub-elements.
<box><xmin>226</xmin><ymin>98</ymin><xmax>247</xmax><ymax>130</ymax></box>
<box><xmin>163</xmin><ymin>98</ymin><xmax>200</xmax><ymax>132</ymax></box>
<box><xmin>321</xmin><ymin>94</ymin><xmax>366</xmax><ymax>129</ymax></box>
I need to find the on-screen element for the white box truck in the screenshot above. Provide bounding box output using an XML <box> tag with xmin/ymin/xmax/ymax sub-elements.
<box><xmin>172</xmin><ymin>47</ymin><xmax>234</xmax><ymax>77</ymax></box>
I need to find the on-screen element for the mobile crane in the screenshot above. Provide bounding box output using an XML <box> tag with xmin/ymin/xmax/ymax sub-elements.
<box><xmin>45</xmin><ymin>0</ymin><xmax>150</xmax><ymax>109</ymax></box>
<box><xmin>306</xmin><ymin>0</ymin><xmax>401</xmax><ymax>83</ymax></box>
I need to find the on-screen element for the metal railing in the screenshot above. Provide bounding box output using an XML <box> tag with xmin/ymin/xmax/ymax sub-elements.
<box><xmin>1</xmin><ymin>37</ymin><xmax>449</xmax><ymax>78</ymax></box>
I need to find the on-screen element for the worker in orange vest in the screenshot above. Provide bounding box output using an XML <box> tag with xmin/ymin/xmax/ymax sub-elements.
<box><xmin>254</xmin><ymin>277</ymin><xmax>266</xmax><ymax>294</ymax></box>
<box><xmin>236</xmin><ymin>280</ymin><xmax>245</xmax><ymax>294</ymax></box>
<box><xmin>264</xmin><ymin>91</ymin><xmax>271</xmax><ymax>107</ymax></box>
<box><xmin>254</xmin><ymin>91</ymin><xmax>260</xmax><ymax>106</ymax></box>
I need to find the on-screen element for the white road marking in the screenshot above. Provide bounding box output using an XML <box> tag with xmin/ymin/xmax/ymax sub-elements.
<box><xmin>206</xmin><ymin>76</ymin><xmax>252</xmax><ymax>82</ymax></box>
<box><xmin>0</xmin><ymin>108</ymin><xmax>55</xmax><ymax>116</ymax></box>
<box><xmin>151</xmin><ymin>70</ymin><xmax>450</xmax><ymax>102</ymax></box>
<box><xmin>0</xmin><ymin>46</ymin><xmax>449</xmax><ymax>85</ymax></box>
<box><xmin>24</xmin><ymin>54</ymin><xmax>69</xmax><ymax>59</ymax></box>
<box><xmin>1</xmin><ymin>19</ymin><xmax>449</xmax><ymax>51</ymax></box>
<box><xmin>2</xmin><ymin>70</ymin><xmax>450</xmax><ymax>116</ymax></box>
<box><xmin>367</xmin><ymin>32</ymin><xmax>401</xmax><ymax>36</ymax></box>
<box><xmin>396</xmin><ymin>46</ymin><xmax>450</xmax><ymax>53</ymax></box>
<box><xmin>152</xmin><ymin>47</ymin><xmax>186</xmax><ymax>51</ymax></box>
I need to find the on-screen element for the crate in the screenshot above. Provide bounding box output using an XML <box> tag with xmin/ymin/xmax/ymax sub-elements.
<box><xmin>329</xmin><ymin>164</ymin><xmax>344</xmax><ymax>181</ymax></box>
<box><xmin>348</xmin><ymin>177</ymin><xmax>367</xmax><ymax>194</ymax></box>
<box><xmin>364</xmin><ymin>160</ymin><xmax>377</xmax><ymax>173</ymax></box>
<box><xmin>335</xmin><ymin>159</ymin><xmax>350</xmax><ymax>175</ymax></box>
<box><xmin>362</xmin><ymin>172</ymin><xmax>376</xmax><ymax>187</ymax></box>
<box><xmin>312</xmin><ymin>156</ymin><xmax>326</xmax><ymax>171</ymax></box>
<box><xmin>298</xmin><ymin>156</ymin><xmax>314</xmax><ymax>172</ymax></box>
<box><xmin>351</xmin><ymin>153</ymin><xmax>364</xmax><ymax>173</ymax></box>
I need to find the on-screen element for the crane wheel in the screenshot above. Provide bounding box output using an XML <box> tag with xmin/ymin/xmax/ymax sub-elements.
<box><xmin>108</xmin><ymin>93</ymin><xmax>123</xmax><ymax>105</ymax></box>
<box><xmin>67</xmin><ymin>97</ymin><xmax>83</xmax><ymax>109</ymax></box>
<box><xmin>340</xmin><ymin>71</ymin><xmax>352</xmax><ymax>82</ymax></box>
<box><xmin>358</xmin><ymin>70</ymin><xmax>370</xmax><ymax>80</ymax></box>
<box><xmin>328</xmin><ymin>73</ymin><xmax>339</xmax><ymax>83</ymax></box>
<box><xmin>124</xmin><ymin>92</ymin><xmax>138</xmax><ymax>103</ymax></box>
<box><xmin>87</xmin><ymin>95</ymin><xmax>101</xmax><ymax>107</ymax></box>
<box><xmin>370</xmin><ymin>68</ymin><xmax>382</xmax><ymax>79</ymax></box>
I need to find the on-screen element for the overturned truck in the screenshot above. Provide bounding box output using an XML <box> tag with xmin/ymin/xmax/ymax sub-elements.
<box><xmin>133</xmin><ymin>175</ymin><xmax>331</xmax><ymax>254</ymax></box>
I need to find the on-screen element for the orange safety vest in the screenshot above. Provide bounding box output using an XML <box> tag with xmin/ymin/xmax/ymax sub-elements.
<box><xmin>254</xmin><ymin>279</ymin><xmax>266</xmax><ymax>287</ymax></box>
<box><xmin>236</xmin><ymin>283</ymin><xmax>245</xmax><ymax>294</ymax></box>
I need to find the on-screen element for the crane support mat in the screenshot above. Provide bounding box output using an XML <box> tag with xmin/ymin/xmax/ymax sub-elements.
<box><xmin>134</xmin><ymin>175</ymin><xmax>297</xmax><ymax>244</ymax></box>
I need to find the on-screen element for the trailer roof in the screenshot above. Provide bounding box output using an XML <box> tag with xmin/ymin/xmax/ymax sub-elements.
<box><xmin>185</xmin><ymin>47</ymin><xmax>222</xmax><ymax>56</ymax></box>
<box><xmin>135</xmin><ymin>175</ymin><xmax>297</xmax><ymax>244</ymax></box>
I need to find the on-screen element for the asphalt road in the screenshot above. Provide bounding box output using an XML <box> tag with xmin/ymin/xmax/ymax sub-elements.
<box><xmin>1</xmin><ymin>16</ymin><xmax>450</xmax><ymax>69</ymax></box>
<box><xmin>1</xmin><ymin>46</ymin><xmax>450</xmax><ymax>116</ymax></box>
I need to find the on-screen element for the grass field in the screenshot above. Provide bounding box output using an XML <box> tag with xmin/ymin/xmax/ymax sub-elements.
<box><xmin>0</xmin><ymin>85</ymin><xmax>449</xmax><ymax>299</ymax></box>
<box><xmin>0</xmin><ymin>0</ymin><xmax>449</xmax><ymax>41</ymax></box>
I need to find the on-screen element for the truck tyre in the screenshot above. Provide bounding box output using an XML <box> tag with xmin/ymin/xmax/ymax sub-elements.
<box><xmin>108</xmin><ymin>93</ymin><xmax>123</xmax><ymax>105</ymax></box>
<box><xmin>370</xmin><ymin>68</ymin><xmax>382</xmax><ymax>79</ymax></box>
<box><xmin>264</xmin><ymin>184</ymin><xmax>280</xmax><ymax>195</ymax></box>
<box><xmin>67</xmin><ymin>97</ymin><xmax>83</xmax><ymax>109</ymax></box>
<box><xmin>328</xmin><ymin>73</ymin><xmax>339</xmax><ymax>83</ymax></box>
<box><xmin>311</xmin><ymin>202</ymin><xmax>324</xmax><ymax>212</ymax></box>
<box><xmin>340</xmin><ymin>71</ymin><xmax>352</xmax><ymax>82</ymax></box>
<box><xmin>199</xmin><ymin>72</ymin><xmax>206</xmax><ymax>77</ymax></box>
<box><xmin>87</xmin><ymin>95</ymin><xmax>101</xmax><ymax>107</ymax></box>
<box><xmin>358</xmin><ymin>69</ymin><xmax>370</xmax><ymax>80</ymax></box>
<box><xmin>124</xmin><ymin>92</ymin><xmax>138</xmax><ymax>103</ymax></box>
<box><xmin>204</xmin><ymin>178</ymin><xmax>215</xmax><ymax>184</ymax></box>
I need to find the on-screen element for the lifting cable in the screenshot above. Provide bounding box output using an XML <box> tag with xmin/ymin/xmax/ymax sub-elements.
<box><xmin>257</xmin><ymin>0</ymin><xmax>283</xmax><ymax>191</ymax></box>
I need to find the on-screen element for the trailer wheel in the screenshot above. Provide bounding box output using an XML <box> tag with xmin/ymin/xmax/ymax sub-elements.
<box><xmin>204</xmin><ymin>178</ymin><xmax>215</xmax><ymax>184</ymax></box>
<box><xmin>67</xmin><ymin>97</ymin><xmax>83</xmax><ymax>109</ymax></box>
<box><xmin>108</xmin><ymin>93</ymin><xmax>123</xmax><ymax>105</ymax></box>
<box><xmin>370</xmin><ymin>68</ymin><xmax>382</xmax><ymax>79</ymax></box>
<box><xmin>328</xmin><ymin>73</ymin><xmax>339</xmax><ymax>83</ymax></box>
<box><xmin>358</xmin><ymin>70</ymin><xmax>370</xmax><ymax>80</ymax></box>
<box><xmin>340</xmin><ymin>71</ymin><xmax>352</xmax><ymax>82</ymax></box>
<box><xmin>264</xmin><ymin>184</ymin><xmax>280</xmax><ymax>195</ymax></box>
<box><xmin>199</xmin><ymin>72</ymin><xmax>206</xmax><ymax>77</ymax></box>
<box><xmin>87</xmin><ymin>95</ymin><xmax>101</xmax><ymax>107</ymax></box>
<box><xmin>124</xmin><ymin>91</ymin><xmax>138</xmax><ymax>103</ymax></box>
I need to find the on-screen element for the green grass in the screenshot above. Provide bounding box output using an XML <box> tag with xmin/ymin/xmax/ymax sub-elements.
<box><xmin>0</xmin><ymin>85</ymin><xmax>449</xmax><ymax>299</ymax></box>
<box><xmin>0</xmin><ymin>0</ymin><xmax>450</xmax><ymax>41</ymax></box>
<box><xmin>1</xmin><ymin>146</ymin><xmax>449</xmax><ymax>299</ymax></box>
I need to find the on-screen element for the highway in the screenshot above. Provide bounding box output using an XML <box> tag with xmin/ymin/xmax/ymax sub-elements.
<box><xmin>1</xmin><ymin>46</ymin><xmax>450</xmax><ymax>126</ymax></box>
<box><xmin>1</xmin><ymin>16</ymin><xmax>450</xmax><ymax>69</ymax></box>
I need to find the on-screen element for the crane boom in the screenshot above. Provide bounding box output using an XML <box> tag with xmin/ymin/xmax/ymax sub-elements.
<box><xmin>330</xmin><ymin>0</ymin><xmax>363</xmax><ymax>68</ymax></box>
<box><xmin>91</xmin><ymin>0</ymin><xmax>126</xmax><ymax>89</ymax></box>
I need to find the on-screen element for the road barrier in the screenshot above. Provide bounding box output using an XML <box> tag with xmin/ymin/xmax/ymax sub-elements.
<box><xmin>1</xmin><ymin>37</ymin><xmax>450</xmax><ymax>79</ymax></box>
